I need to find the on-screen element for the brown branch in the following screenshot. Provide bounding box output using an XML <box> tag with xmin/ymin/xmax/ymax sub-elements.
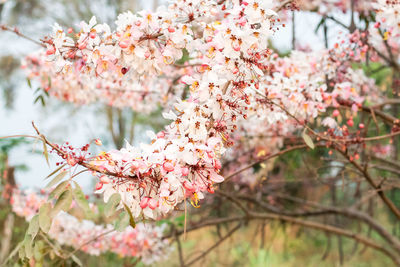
<box><xmin>338</xmin><ymin>148</ymin><xmax>400</xmax><ymax>221</ymax></box>
<box><xmin>185</xmin><ymin>223</ymin><xmax>241</xmax><ymax>266</ymax></box>
<box><xmin>31</xmin><ymin>122</ymin><xmax>138</xmax><ymax>181</ymax></box>
<box><xmin>239</xmin><ymin>193</ymin><xmax>400</xmax><ymax>253</ymax></box>
<box><xmin>223</xmin><ymin>144</ymin><xmax>308</xmax><ymax>182</ymax></box>
<box><xmin>248</xmin><ymin>211</ymin><xmax>400</xmax><ymax>265</ymax></box>
<box><xmin>0</xmin><ymin>24</ymin><xmax>45</xmax><ymax>47</ymax></box>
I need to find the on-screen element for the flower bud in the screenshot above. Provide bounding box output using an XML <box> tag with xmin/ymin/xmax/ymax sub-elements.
<box><xmin>46</xmin><ymin>46</ymin><xmax>56</xmax><ymax>55</ymax></box>
<box><xmin>140</xmin><ymin>197</ymin><xmax>150</xmax><ymax>209</ymax></box>
<box><xmin>67</xmin><ymin>156</ymin><xmax>77</xmax><ymax>167</ymax></box>
<box><xmin>95</xmin><ymin>182</ymin><xmax>103</xmax><ymax>190</ymax></box>
<box><xmin>163</xmin><ymin>162</ymin><xmax>174</xmax><ymax>172</ymax></box>
<box><xmin>94</xmin><ymin>139</ymin><xmax>102</xmax><ymax>146</ymax></box>
<box><xmin>119</xmin><ymin>39</ymin><xmax>130</xmax><ymax>49</ymax></box>
<box><xmin>181</xmin><ymin>167</ymin><xmax>189</xmax><ymax>176</ymax></box>
<box><xmin>332</xmin><ymin>110</ymin><xmax>340</xmax><ymax>117</ymax></box>
<box><xmin>347</xmin><ymin>119</ymin><xmax>354</xmax><ymax>127</ymax></box>
<box><xmin>148</xmin><ymin>198</ymin><xmax>158</xmax><ymax>210</ymax></box>
<box><xmin>100</xmin><ymin>176</ymin><xmax>110</xmax><ymax>184</ymax></box>
<box><xmin>213</xmin><ymin>159</ymin><xmax>222</xmax><ymax>170</ymax></box>
<box><xmin>157</xmin><ymin>131</ymin><xmax>165</xmax><ymax>138</ymax></box>
<box><xmin>183</xmin><ymin>181</ymin><xmax>194</xmax><ymax>191</ymax></box>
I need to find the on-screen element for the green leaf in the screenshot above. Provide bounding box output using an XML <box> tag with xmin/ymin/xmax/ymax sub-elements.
<box><xmin>104</xmin><ymin>193</ymin><xmax>121</xmax><ymax>218</ymax></box>
<box><xmin>302</xmin><ymin>130</ymin><xmax>315</xmax><ymax>150</ymax></box>
<box><xmin>123</xmin><ymin>202</ymin><xmax>136</xmax><ymax>228</ymax></box>
<box><xmin>26</xmin><ymin>78</ymin><xmax>32</xmax><ymax>89</ymax></box>
<box><xmin>45</xmin><ymin>170</ymin><xmax>67</xmax><ymax>189</ymax></box>
<box><xmin>23</xmin><ymin>235</ymin><xmax>33</xmax><ymax>259</ymax></box>
<box><xmin>72</xmin><ymin>181</ymin><xmax>94</xmax><ymax>218</ymax></box>
<box><xmin>49</xmin><ymin>180</ymin><xmax>69</xmax><ymax>199</ymax></box>
<box><xmin>45</xmin><ymin>164</ymin><xmax>66</xmax><ymax>180</ymax></box>
<box><xmin>18</xmin><ymin>243</ymin><xmax>26</xmax><ymax>259</ymax></box>
<box><xmin>39</xmin><ymin>203</ymin><xmax>52</xmax><ymax>233</ymax></box>
<box><xmin>114</xmin><ymin>211</ymin><xmax>130</xmax><ymax>232</ymax></box>
<box><xmin>71</xmin><ymin>254</ymin><xmax>83</xmax><ymax>266</ymax></box>
<box><xmin>42</xmin><ymin>139</ymin><xmax>49</xmax><ymax>166</ymax></box>
<box><xmin>33</xmin><ymin>241</ymin><xmax>44</xmax><ymax>261</ymax></box>
<box><xmin>27</xmin><ymin>215</ymin><xmax>39</xmax><ymax>241</ymax></box>
<box><xmin>52</xmin><ymin>189</ymin><xmax>72</xmax><ymax>216</ymax></box>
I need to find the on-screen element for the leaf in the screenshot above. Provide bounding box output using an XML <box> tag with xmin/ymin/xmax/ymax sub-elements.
<box><xmin>104</xmin><ymin>193</ymin><xmax>121</xmax><ymax>218</ymax></box>
<box><xmin>23</xmin><ymin>234</ymin><xmax>33</xmax><ymax>259</ymax></box>
<box><xmin>45</xmin><ymin>171</ymin><xmax>67</xmax><ymax>189</ymax></box>
<box><xmin>302</xmin><ymin>130</ymin><xmax>315</xmax><ymax>149</ymax></box>
<box><xmin>27</xmin><ymin>215</ymin><xmax>39</xmax><ymax>241</ymax></box>
<box><xmin>18</xmin><ymin>243</ymin><xmax>26</xmax><ymax>259</ymax></box>
<box><xmin>52</xmin><ymin>189</ymin><xmax>72</xmax><ymax>216</ymax></box>
<box><xmin>72</xmin><ymin>181</ymin><xmax>94</xmax><ymax>218</ymax></box>
<box><xmin>42</xmin><ymin>138</ymin><xmax>49</xmax><ymax>166</ymax></box>
<box><xmin>45</xmin><ymin>163</ymin><xmax>66</xmax><ymax>180</ymax></box>
<box><xmin>314</xmin><ymin>17</ymin><xmax>326</xmax><ymax>33</ymax></box>
<box><xmin>123</xmin><ymin>202</ymin><xmax>136</xmax><ymax>228</ymax></box>
<box><xmin>26</xmin><ymin>78</ymin><xmax>32</xmax><ymax>89</ymax></box>
<box><xmin>39</xmin><ymin>203</ymin><xmax>52</xmax><ymax>233</ymax></box>
<box><xmin>33</xmin><ymin>241</ymin><xmax>44</xmax><ymax>261</ymax></box>
<box><xmin>48</xmin><ymin>180</ymin><xmax>69</xmax><ymax>199</ymax></box>
<box><xmin>71</xmin><ymin>254</ymin><xmax>83</xmax><ymax>266</ymax></box>
<box><xmin>114</xmin><ymin>212</ymin><xmax>130</xmax><ymax>232</ymax></box>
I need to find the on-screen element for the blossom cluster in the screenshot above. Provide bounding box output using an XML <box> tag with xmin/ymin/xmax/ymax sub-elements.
<box><xmin>25</xmin><ymin>0</ymin><xmax>391</xmax><ymax>217</ymax></box>
<box><xmin>11</xmin><ymin>189</ymin><xmax>171</xmax><ymax>264</ymax></box>
<box><xmin>22</xmin><ymin>50</ymin><xmax>188</xmax><ymax>111</ymax></box>
<box><xmin>29</xmin><ymin>0</ymin><xmax>282</xmax><ymax>219</ymax></box>
<box><xmin>297</xmin><ymin>0</ymin><xmax>373</xmax><ymax>14</ymax></box>
<box><xmin>373</xmin><ymin>0</ymin><xmax>400</xmax><ymax>41</ymax></box>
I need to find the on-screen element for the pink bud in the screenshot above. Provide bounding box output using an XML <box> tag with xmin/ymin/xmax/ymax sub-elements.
<box><xmin>144</xmin><ymin>51</ymin><xmax>151</xmax><ymax>59</ymax></box>
<box><xmin>168</xmin><ymin>26</ymin><xmax>175</xmax><ymax>33</ymax></box>
<box><xmin>78</xmin><ymin>42</ymin><xmax>87</xmax><ymax>50</ymax></box>
<box><xmin>163</xmin><ymin>162</ymin><xmax>174</xmax><ymax>172</ymax></box>
<box><xmin>156</xmin><ymin>131</ymin><xmax>165</xmax><ymax>138</ymax></box>
<box><xmin>67</xmin><ymin>156</ymin><xmax>77</xmax><ymax>167</ymax></box>
<box><xmin>207</xmin><ymin>185</ymin><xmax>215</xmax><ymax>194</ymax></box>
<box><xmin>46</xmin><ymin>46</ymin><xmax>56</xmax><ymax>55</ymax></box>
<box><xmin>94</xmin><ymin>139</ymin><xmax>102</xmax><ymax>146</ymax></box>
<box><xmin>181</xmin><ymin>167</ymin><xmax>189</xmax><ymax>176</ymax></box>
<box><xmin>119</xmin><ymin>39</ymin><xmax>130</xmax><ymax>49</ymax></box>
<box><xmin>148</xmin><ymin>198</ymin><xmax>158</xmax><ymax>210</ymax></box>
<box><xmin>183</xmin><ymin>181</ymin><xmax>194</xmax><ymax>191</ymax></box>
<box><xmin>140</xmin><ymin>197</ymin><xmax>150</xmax><ymax>209</ymax></box>
<box><xmin>95</xmin><ymin>182</ymin><xmax>103</xmax><ymax>190</ymax></box>
<box><xmin>347</xmin><ymin>119</ymin><xmax>354</xmax><ymax>127</ymax></box>
<box><xmin>332</xmin><ymin>109</ymin><xmax>340</xmax><ymax>117</ymax></box>
<box><xmin>89</xmin><ymin>32</ymin><xmax>96</xmax><ymax>39</ymax></box>
<box><xmin>67</xmin><ymin>28</ymin><xmax>73</xmax><ymax>34</ymax></box>
<box><xmin>213</xmin><ymin>159</ymin><xmax>222</xmax><ymax>170</ymax></box>
<box><xmin>359</xmin><ymin>123</ymin><xmax>365</xmax><ymax>129</ymax></box>
<box><xmin>100</xmin><ymin>176</ymin><xmax>110</xmax><ymax>184</ymax></box>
